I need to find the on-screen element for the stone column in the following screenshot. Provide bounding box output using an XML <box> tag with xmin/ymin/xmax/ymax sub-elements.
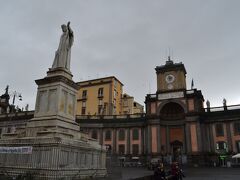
<box><xmin>147</xmin><ymin>125</ymin><xmax>152</xmax><ymax>155</ymax></box>
<box><xmin>182</xmin><ymin>125</ymin><xmax>186</xmax><ymax>154</ymax></box>
<box><xmin>226</xmin><ymin>123</ymin><xmax>233</xmax><ymax>151</ymax></box>
<box><xmin>141</xmin><ymin>127</ymin><xmax>144</xmax><ymax>155</ymax></box>
<box><xmin>185</xmin><ymin>123</ymin><xmax>191</xmax><ymax>153</ymax></box>
<box><xmin>112</xmin><ymin>128</ymin><xmax>117</xmax><ymax>154</ymax></box>
<box><xmin>157</xmin><ymin>125</ymin><xmax>161</xmax><ymax>153</ymax></box>
<box><xmin>166</xmin><ymin>126</ymin><xmax>170</xmax><ymax>153</ymax></box>
<box><xmin>196</xmin><ymin>122</ymin><xmax>202</xmax><ymax>152</ymax></box>
<box><xmin>209</xmin><ymin>124</ymin><xmax>215</xmax><ymax>151</ymax></box>
<box><xmin>127</xmin><ymin>128</ymin><xmax>130</xmax><ymax>154</ymax></box>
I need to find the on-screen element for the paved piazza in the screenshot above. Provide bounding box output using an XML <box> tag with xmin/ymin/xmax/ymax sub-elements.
<box><xmin>107</xmin><ymin>167</ymin><xmax>240</xmax><ymax>180</ymax></box>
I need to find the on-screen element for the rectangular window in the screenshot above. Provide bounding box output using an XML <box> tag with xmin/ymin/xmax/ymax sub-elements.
<box><xmin>119</xmin><ymin>145</ymin><xmax>125</xmax><ymax>155</ymax></box>
<box><xmin>105</xmin><ymin>130</ymin><xmax>112</xmax><ymax>141</ymax></box>
<box><xmin>114</xmin><ymin>90</ymin><xmax>117</xmax><ymax>98</ymax></box>
<box><xmin>98</xmin><ymin>88</ymin><xmax>104</xmax><ymax>97</ymax></box>
<box><xmin>132</xmin><ymin>129</ymin><xmax>139</xmax><ymax>140</ymax></box>
<box><xmin>234</xmin><ymin>122</ymin><xmax>240</xmax><ymax>135</ymax></box>
<box><xmin>236</xmin><ymin>141</ymin><xmax>240</xmax><ymax>153</ymax></box>
<box><xmin>99</xmin><ymin>99</ymin><xmax>103</xmax><ymax>106</ymax></box>
<box><xmin>118</xmin><ymin>129</ymin><xmax>125</xmax><ymax>141</ymax></box>
<box><xmin>215</xmin><ymin>123</ymin><xmax>224</xmax><ymax>137</ymax></box>
<box><xmin>81</xmin><ymin>107</ymin><xmax>86</xmax><ymax>115</ymax></box>
<box><xmin>82</xmin><ymin>90</ymin><xmax>87</xmax><ymax>99</ymax></box>
<box><xmin>82</xmin><ymin>101</ymin><xmax>86</xmax><ymax>108</ymax></box>
<box><xmin>132</xmin><ymin>144</ymin><xmax>139</xmax><ymax>155</ymax></box>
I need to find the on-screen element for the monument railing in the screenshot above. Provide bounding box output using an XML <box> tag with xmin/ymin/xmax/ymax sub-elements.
<box><xmin>204</xmin><ymin>104</ymin><xmax>240</xmax><ymax>113</ymax></box>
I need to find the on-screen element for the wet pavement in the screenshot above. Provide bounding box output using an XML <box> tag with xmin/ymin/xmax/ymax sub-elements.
<box><xmin>118</xmin><ymin>166</ymin><xmax>240</xmax><ymax>180</ymax></box>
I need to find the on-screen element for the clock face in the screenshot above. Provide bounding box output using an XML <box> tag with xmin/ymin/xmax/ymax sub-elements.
<box><xmin>165</xmin><ymin>74</ymin><xmax>175</xmax><ymax>83</ymax></box>
<box><xmin>167</xmin><ymin>84</ymin><xmax>174</xmax><ymax>90</ymax></box>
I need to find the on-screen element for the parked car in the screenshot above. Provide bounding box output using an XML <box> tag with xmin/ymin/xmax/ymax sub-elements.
<box><xmin>123</xmin><ymin>157</ymin><xmax>143</xmax><ymax>167</ymax></box>
<box><xmin>147</xmin><ymin>158</ymin><xmax>160</xmax><ymax>170</ymax></box>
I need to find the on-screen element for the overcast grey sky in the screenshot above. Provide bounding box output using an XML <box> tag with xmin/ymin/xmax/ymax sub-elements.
<box><xmin>0</xmin><ymin>0</ymin><xmax>240</xmax><ymax>110</ymax></box>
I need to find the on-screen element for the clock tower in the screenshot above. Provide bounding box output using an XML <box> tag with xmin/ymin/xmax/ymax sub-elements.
<box><xmin>155</xmin><ymin>56</ymin><xmax>186</xmax><ymax>92</ymax></box>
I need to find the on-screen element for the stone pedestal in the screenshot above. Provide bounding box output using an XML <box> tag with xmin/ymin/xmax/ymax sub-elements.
<box><xmin>0</xmin><ymin>67</ymin><xmax>107</xmax><ymax>179</ymax></box>
<box><xmin>26</xmin><ymin>68</ymin><xmax>80</xmax><ymax>139</ymax></box>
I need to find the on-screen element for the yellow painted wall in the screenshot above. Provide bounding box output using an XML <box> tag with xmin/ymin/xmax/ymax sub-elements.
<box><xmin>76</xmin><ymin>77</ymin><xmax>123</xmax><ymax>115</ymax></box>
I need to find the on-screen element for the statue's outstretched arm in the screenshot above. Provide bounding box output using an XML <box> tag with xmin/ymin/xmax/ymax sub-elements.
<box><xmin>67</xmin><ymin>22</ymin><xmax>73</xmax><ymax>36</ymax></box>
<box><xmin>67</xmin><ymin>22</ymin><xmax>74</xmax><ymax>47</ymax></box>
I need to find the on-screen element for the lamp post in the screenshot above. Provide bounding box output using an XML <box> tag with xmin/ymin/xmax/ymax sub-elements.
<box><xmin>9</xmin><ymin>90</ymin><xmax>23</xmax><ymax>112</ymax></box>
<box><xmin>11</xmin><ymin>91</ymin><xmax>22</xmax><ymax>105</ymax></box>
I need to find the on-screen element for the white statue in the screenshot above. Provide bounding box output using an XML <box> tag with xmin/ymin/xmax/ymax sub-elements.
<box><xmin>223</xmin><ymin>98</ymin><xmax>227</xmax><ymax>107</ymax></box>
<box><xmin>25</xmin><ymin>104</ymin><xmax>29</xmax><ymax>111</ymax></box>
<box><xmin>206</xmin><ymin>100</ymin><xmax>210</xmax><ymax>108</ymax></box>
<box><xmin>52</xmin><ymin>22</ymin><xmax>74</xmax><ymax>70</ymax></box>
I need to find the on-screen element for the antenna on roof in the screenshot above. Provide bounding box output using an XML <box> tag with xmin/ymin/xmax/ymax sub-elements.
<box><xmin>168</xmin><ymin>47</ymin><xmax>171</xmax><ymax>60</ymax></box>
<box><xmin>191</xmin><ymin>78</ymin><xmax>194</xmax><ymax>89</ymax></box>
<box><xmin>165</xmin><ymin>48</ymin><xmax>168</xmax><ymax>60</ymax></box>
<box><xmin>148</xmin><ymin>82</ymin><xmax>151</xmax><ymax>94</ymax></box>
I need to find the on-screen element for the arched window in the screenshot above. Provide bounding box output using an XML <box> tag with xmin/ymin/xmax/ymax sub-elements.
<box><xmin>118</xmin><ymin>129</ymin><xmax>125</xmax><ymax>141</ymax></box>
<box><xmin>132</xmin><ymin>129</ymin><xmax>139</xmax><ymax>140</ymax></box>
<box><xmin>105</xmin><ymin>130</ymin><xmax>112</xmax><ymax>141</ymax></box>
<box><xmin>160</xmin><ymin>102</ymin><xmax>185</xmax><ymax>120</ymax></box>
<box><xmin>91</xmin><ymin>130</ymin><xmax>98</xmax><ymax>139</ymax></box>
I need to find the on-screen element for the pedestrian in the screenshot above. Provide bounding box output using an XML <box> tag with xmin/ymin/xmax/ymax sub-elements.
<box><xmin>171</xmin><ymin>163</ymin><xmax>178</xmax><ymax>180</ymax></box>
<box><xmin>176</xmin><ymin>165</ymin><xmax>185</xmax><ymax>180</ymax></box>
<box><xmin>153</xmin><ymin>163</ymin><xmax>166</xmax><ymax>180</ymax></box>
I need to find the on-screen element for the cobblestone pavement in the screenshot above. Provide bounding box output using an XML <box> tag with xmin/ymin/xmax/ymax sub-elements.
<box><xmin>119</xmin><ymin>167</ymin><xmax>240</xmax><ymax>180</ymax></box>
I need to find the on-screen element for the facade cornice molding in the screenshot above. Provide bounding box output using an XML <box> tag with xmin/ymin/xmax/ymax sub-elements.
<box><xmin>35</xmin><ymin>75</ymin><xmax>79</xmax><ymax>90</ymax></box>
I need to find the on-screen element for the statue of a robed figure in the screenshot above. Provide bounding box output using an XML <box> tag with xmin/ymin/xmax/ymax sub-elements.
<box><xmin>52</xmin><ymin>21</ymin><xmax>74</xmax><ymax>70</ymax></box>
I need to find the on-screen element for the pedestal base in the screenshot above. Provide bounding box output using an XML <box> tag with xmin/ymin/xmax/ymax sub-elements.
<box><xmin>0</xmin><ymin>136</ymin><xmax>107</xmax><ymax>179</ymax></box>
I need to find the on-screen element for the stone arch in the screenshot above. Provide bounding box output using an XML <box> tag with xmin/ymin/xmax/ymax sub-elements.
<box><xmin>157</xmin><ymin>100</ymin><xmax>187</xmax><ymax>120</ymax></box>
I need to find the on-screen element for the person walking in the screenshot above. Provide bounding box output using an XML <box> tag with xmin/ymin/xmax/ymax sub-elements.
<box><xmin>153</xmin><ymin>163</ymin><xmax>166</xmax><ymax>180</ymax></box>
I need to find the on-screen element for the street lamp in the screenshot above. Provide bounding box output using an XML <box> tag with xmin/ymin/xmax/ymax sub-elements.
<box><xmin>11</xmin><ymin>91</ymin><xmax>22</xmax><ymax>105</ymax></box>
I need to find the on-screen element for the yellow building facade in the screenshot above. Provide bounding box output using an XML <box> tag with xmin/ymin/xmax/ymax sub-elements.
<box><xmin>76</xmin><ymin>76</ymin><xmax>123</xmax><ymax>115</ymax></box>
<box><xmin>122</xmin><ymin>93</ymin><xmax>144</xmax><ymax>114</ymax></box>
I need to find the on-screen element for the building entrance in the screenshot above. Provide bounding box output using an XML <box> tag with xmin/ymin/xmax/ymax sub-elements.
<box><xmin>171</xmin><ymin>140</ymin><xmax>183</xmax><ymax>163</ymax></box>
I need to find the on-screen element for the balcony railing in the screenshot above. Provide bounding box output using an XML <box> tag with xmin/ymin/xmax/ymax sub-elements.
<box><xmin>76</xmin><ymin>113</ymin><xmax>145</xmax><ymax>120</ymax></box>
<box><xmin>204</xmin><ymin>104</ymin><xmax>240</xmax><ymax>113</ymax></box>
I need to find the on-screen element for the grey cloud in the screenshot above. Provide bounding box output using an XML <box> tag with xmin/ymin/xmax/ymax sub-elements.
<box><xmin>1</xmin><ymin>0</ymin><xmax>240</xmax><ymax>109</ymax></box>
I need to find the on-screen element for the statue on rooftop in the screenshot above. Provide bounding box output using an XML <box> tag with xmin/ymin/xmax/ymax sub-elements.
<box><xmin>52</xmin><ymin>22</ymin><xmax>74</xmax><ymax>70</ymax></box>
<box><xmin>223</xmin><ymin>98</ymin><xmax>227</xmax><ymax>107</ymax></box>
<box><xmin>206</xmin><ymin>100</ymin><xmax>210</xmax><ymax>109</ymax></box>
<box><xmin>5</xmin><ymin>85</ymin><xmax>9</xmax><ymax>95</ymax></box>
